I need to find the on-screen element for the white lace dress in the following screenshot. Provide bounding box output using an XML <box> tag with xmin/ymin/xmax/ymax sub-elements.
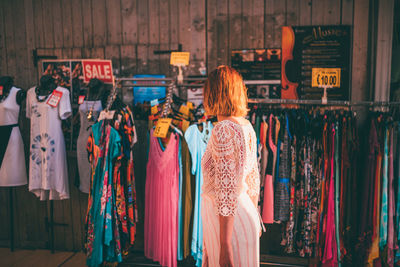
<box><xmin>201</xmin><ymin>119</ymin><xmax>261</xmax><ymax>267</ymax></box>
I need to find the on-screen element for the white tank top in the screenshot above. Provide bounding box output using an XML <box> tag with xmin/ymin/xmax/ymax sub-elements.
<box><xmin>0</xmin><ymin>86</ymin><xmax>20</xmax><ymax>125</ymax></box>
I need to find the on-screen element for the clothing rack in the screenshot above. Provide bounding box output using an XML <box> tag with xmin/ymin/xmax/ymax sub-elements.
<box><xmin>115</xmin><ymin>78</ymin><xmax>280</xmax><ymax>88</ymax></box>
<box><xmin>9</xmin><ymin>188</ymin><xmax>14</xmax><ymax>252</ymax></box>
<box><xmin>248</xmin><ymin>98</ymin><xmax>400</xmax><ymax>107</ymax></box>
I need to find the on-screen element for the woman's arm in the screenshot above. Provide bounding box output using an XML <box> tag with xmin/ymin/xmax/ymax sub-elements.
<box><xmin>219</xmin><ymin>215</ymin><xmax>234</xmax><ymax>267</ymax></box>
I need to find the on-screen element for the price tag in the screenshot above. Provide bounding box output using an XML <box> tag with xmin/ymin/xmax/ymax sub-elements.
<box><xmin>187</xmin><ymin>102</ymin><xmax>194</xmax><ymax>110</ymax></box>
<box><xmin>46</xmin><ymin>90</ymin><xmax>63</xmax><ymax>108</ymax></box>
<box><xmin>154</xmin><ymin>118</ymin><xmax>172</xmax><ymax>138</ymax></box>
<box><xmin>170</xmin><ymin>52</ymin><xmax>190</xmax><ymax>66</ymax></box>
<box><xmin>78</xmin><ymin>95</ymin><xmax>85</xmax><ymax>104</ymax></box>
<box><xmin>182</xmin><ymin>120</ymin><xmax>190</xmax><ymax>132</ymax></box>
<box><xmin>150</xmin><ymin>99</ymin><xmax>159</xmax><ymax>107</ymax></box>
<box><xmin>148</xmin><ymin>114</ymin><xmax>158</xmax><ymax>121</ymax></box>
<box><xmin>312</xmin><ymin>68</ymin><xmax>341</xmax><ymax>88</ymax></box>
<box><xmin>151</xmin><ymin>105</ymin><xmax>158</xmax><ymax>115</ymax></box>
<box><xmin>179</xmin><ymin>105</ymin><xmax>190</xmax><ymax>117</ymax></box>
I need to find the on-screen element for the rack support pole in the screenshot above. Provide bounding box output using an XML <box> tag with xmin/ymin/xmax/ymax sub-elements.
<box><xmin>9</xmin><ymin>188</ymin><xmax>14</xmax><ymax>252</ymax></box>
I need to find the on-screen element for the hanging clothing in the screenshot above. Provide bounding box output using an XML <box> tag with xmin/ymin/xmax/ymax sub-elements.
<box><xmin>111</xmin><ymin>107</ymin><xmax>138</xmax><ymax>249</ymax></box>
<box><xmin>274</xmin><ymin>115</ymin><xmax>291</xmax><ymax>222</ymax></box>
<box><xmin>357</xmin><ymin>119</ymin><xmax>379</xmax><ymax>264</ymax></box>
<box><xmin>201</xmin><ymin>120</ymin><xmax>261</xmax><ymax>267</ymax></box>
<box><xmin>85</xmin><ymin>121</ymin><xmax>122</xmax><ymax>266</ymax></box>
<box><xmin>26</xmin><ymin>86</ymin><xmax>71</xmax><ymax>200</ymax></box>
<box><xmin>185</xmin><ymin>121</ymin><xmax>213</xmax><ymax>267</ymax></box>
<box><xmin>77</xmin><ymin>100</ymin><xmax>103</xmax><ymax>193</ymax></box>
<box><xmin>388</xmin><ymin>126</ymin><xmax>395</xmax><ymax>266</ymax></box>
<box><xmin>395</xmin><ymin>123</ymin><xmax>400</xmax><ymax>263</ymax></box>
<box><xmin>180</xmin><ymin>138</ymin><xmax>195</xmax><ymax>259</ymax></box>
<box><xmin>322</xmin><ymin>125</ymin><xmax>338</xmax><ymax>266</ymax></box>
<box><xmin>262</xmin><ymin>114</ymin><xmax>276</xmax><ymax>223</ymax></box>
<box><xmin>0</xmin><ymin>86</ymin><xmax>27</xmax><ymax>187</ymax></box>
<box><xmin>380</xmin><ymin>127</ymin><xmax>389</xmax><ymax>250</ymax></box>
<box><xmin>144</xmin><ymin>130</ymin><xmax>179</xmax><ymax>267</ymax></box>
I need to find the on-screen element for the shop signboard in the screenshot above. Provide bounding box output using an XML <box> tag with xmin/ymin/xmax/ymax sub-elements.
<box><xmin>281</xmin><ymin>25</ymin><xmax>351</xmax><ymax>100</ymax></box>
<box><xmin>81</xmin><ymin>59</ymin><xmax>114</xmax><ymax>84</ymax></box>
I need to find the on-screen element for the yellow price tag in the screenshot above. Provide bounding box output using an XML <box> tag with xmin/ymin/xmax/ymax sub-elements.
<box><xmin>312</xmin><ymin>68</ymin><xmax>341</xmax><ymax>88</ymax></box>
<box><xmin>170</xmin><ymin>52</ymin><xmax>190</xmax><ymax>66</ymax></box>
<box><xmin>154</xmin><ymin>118</ymin><xmax>172</xmax><ymax>138</ymax></box>
<box><xmin>151</xmin><ymin>105</ymin><xmax>158</xmax><ymax>115</ymax></box>
<box><xmin>187</xmin><ymin>102</ymin><xmax>194</xmax><ymax>110</ymax></box>
<box><xmin>179</xmin><ymin>105</ymin><xmax>190</xmax><ymax>117</ymax></box>
<box><xmin>182</xmin><ymin>120</ymin><xmax>190</xmax><ymax>132</ymax></box>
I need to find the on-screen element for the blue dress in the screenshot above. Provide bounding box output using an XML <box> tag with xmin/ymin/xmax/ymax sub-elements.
<box><xmin>185</xmin><ymin>121</ymin><xmax>213</xmax><ymax>267</ymax></box>
<box><xmin>86</xmin><ymin>121</ymin><xmax>122</xmax><ymax>266</ymax></box>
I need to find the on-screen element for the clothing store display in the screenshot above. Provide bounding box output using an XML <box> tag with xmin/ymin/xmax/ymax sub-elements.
<box><xmin>0</xmin><ymin>86</ymin><xmax>27</xmax><ymax>187</ymax></box>
<box><xmin>77</xmin><ymin>100</ymin><xmax>103</xmax><ymax>193</ymax></box>
<box><xmin>7</xmin><ymin>71</ymin><xmax>400</xmax><ymax>267</ymax></box>
<box><xmin>185</xmin><ymin>121</ymin><xmax>213</xmax><ymax>267</ymax></box>
<box><xmin>201</xmin><ymin>120</ymin><xmax>261</xmax><ymax>267</ymax></box>
<box><xmin>26</xmin><ymin>86</ymin><xmax>71</xmax><ymax>200</ymax></box>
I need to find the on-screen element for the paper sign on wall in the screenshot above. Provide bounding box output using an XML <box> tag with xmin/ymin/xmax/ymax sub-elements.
<box><xmin>170</xmin><ymin>52</ymin><xmax>190</xmax><ymax>66</ymax></box>
<box><xmin>82</xmin><ymin>60</ymin><xmax>114</xmax><ymax>84</ymax></box>
<box><xmin>312</xmin><ymin>68</ymin><xmax>341</xmax><ymax>88</ymax></box>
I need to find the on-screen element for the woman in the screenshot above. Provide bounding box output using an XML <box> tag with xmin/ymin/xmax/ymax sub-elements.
<box><xmin>201</xmin><ymin>65</ymin><xmax>261</xmax><ymax>267</ymax></box>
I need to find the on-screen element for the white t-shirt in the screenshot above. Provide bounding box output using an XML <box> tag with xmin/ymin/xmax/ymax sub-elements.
<box><xmin>26</xmin><ymin>86</ymin><xmax>72</xmax><ymax>200</ymax></box>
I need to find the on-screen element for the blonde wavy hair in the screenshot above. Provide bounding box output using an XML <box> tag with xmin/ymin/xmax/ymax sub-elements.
<box><xmin>203</xmin><ymin>65</ymin><xmax>248</xmax><ymax>117</ymax></box>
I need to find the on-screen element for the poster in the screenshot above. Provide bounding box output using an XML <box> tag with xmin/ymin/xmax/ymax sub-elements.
<box><xmin>281</xmin><ymin>25</ymin><xmax>351</xmax><ymax>100</ymax></box>
<box><xmin>133</xmin><ymin>74</ymin><xmax>166</xmax><ymax>104</ymax></box>
<box><xmin>187</xmin><ymin>87</ymin><xmax>203</xmax><ymax>107</ymax></box>
<box><xmin>231</xmin><ymin>48</ymin><xmax>281</xmax><ymax>99</ymax></box>
<box><xmin>231</xmin><ymin>48</ymin><xmax>281</xmax><ymax>80</ymax></box>
<box><xmin>41</xmin><ymin>60</ymin><xmax>85</xmax><ymax>151</ymax></box>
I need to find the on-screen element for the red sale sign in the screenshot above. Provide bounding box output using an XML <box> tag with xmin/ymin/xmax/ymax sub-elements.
<box><xmin>82</xmin><ymin>60</ymin><xmax>114</xmax><ymax>84</ymax></box>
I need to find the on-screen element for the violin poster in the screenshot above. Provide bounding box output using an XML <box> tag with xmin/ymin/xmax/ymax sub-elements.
<box><xmin>281</xmin><ymin>25</ymin><xmax>351</xmax><ymax>100</ymax></box>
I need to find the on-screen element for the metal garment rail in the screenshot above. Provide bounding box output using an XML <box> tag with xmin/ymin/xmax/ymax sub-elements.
<box><xmin>115</xmin><ymin>78</ymin><xmax>400</xmax><ymax>107</ymax></box>
<box><xmin>248</xmin><ymin>98</ymin><xmax>400</xmax><ymax>106</ymax></box>
<box><xmin>115</xmin><ymin>78</ymin><xmax>280</xmax><ymax>88</ymax></box>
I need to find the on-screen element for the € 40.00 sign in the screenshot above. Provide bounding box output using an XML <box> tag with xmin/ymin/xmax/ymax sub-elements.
<box><xmin>82</xmin><ymin>60</ymin><xmax>114</xmax><ymax>84</ymax></box>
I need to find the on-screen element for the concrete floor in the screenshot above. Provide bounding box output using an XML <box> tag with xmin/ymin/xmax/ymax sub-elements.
<box><xmin>0</xmin><ymin>248</ymin><xmax>86</xmax><ymax>267</ymax></box>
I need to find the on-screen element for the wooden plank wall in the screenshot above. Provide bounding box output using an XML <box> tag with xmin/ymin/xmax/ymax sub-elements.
<box><xmin>0</xmin><ymin>0</ymin><xmax>372</xmax><ymax>252</ymax></box>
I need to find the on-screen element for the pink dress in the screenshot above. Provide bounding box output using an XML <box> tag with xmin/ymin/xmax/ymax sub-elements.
<box><xmin>201</xmin><ymin>120</ymin><xmax>261</xmax><ymax>267</ymax></box>
<box><xmin>145</xmin><ymin>130</ymin><xmax>179</xmax><ymax>267</ymax></box>
<box><xmin>262</xmin><ymin>114</ymin><xmax>276</xmax><ymax>223</ymax></box>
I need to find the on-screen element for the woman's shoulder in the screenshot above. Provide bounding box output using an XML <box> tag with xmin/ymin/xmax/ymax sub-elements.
<box><xmin>211</xmin><ymin>120</ymin><xmax>246</xmax><ymax>145</ymax></box>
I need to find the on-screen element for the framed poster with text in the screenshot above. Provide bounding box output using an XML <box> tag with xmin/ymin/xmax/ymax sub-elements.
<box><xmin>281</xmin><ymin>25</ymin><xmax>351</xmax><ymax>100</ymax></box>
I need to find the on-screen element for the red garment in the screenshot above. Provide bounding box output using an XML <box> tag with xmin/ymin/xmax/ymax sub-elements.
<box><xmin>144</xmin><ymin>130</ymin><xmax>179</xmax><ymax>267</ymax></box>
<box><xmin>322</xmin><ymin>125</ymin><xmax>338</xmax><ymax>266</ymax></box>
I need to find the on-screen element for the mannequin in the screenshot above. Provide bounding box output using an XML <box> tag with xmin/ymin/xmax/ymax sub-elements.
<box><xmin>27</xmin><ymin>74</ymin><xmax>72</xmax><ymax>201</ymax></box>
<box><xmin>0</xmin><ymin>76</ymin><xmax>26</xmax><ymax>105</ymax></box>
<box><xmin>0</xmin><ymin>76</ymin><xmax>27</xmax><ymax>187</ymax></box>
<box><xmin>35</xmin><ymin>75</ymin><xmax>56</xmax><ymax>100</ymax></box>
<box><xmin>76</xmin><ymin>78</ymin><xmax>105</xmax><ymax>193</ymax></box>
